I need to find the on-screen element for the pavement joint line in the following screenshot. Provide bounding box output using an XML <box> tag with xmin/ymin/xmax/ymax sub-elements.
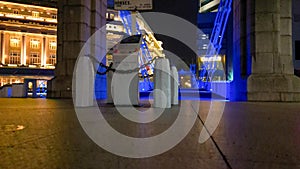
<box><xmin>191</xmin><ymin>103</ymin><xmax>233</xmax><ymax>169</ymax></box>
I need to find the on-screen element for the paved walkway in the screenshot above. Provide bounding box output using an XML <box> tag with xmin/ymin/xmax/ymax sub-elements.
<box><xmin>0</xmin><ymin>98</ymin><xmax>300</xmax><ymax>169</ymax></box>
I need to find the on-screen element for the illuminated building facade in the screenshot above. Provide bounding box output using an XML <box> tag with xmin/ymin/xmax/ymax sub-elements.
<box><xmin>0</xmin><ymin>1</ymin><xmax>57</xmax><ymax>87</ymax></box>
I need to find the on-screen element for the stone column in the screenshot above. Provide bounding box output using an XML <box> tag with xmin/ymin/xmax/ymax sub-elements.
<box><xmin>171</xmin><ymin>66</ymin><xmax>179</xmax><ymax>105</ymax></box>
<box><xmin>48</xmin><ymin>0</ymin><xmax>107</xmax><ymax>98</ymax></box>
<box><xmin>247</xmin><ymin>0</ymin><xmax>300</xmax><ymax>101</ymax></box>
<box><xmin>91</xmin><ymin>0</ymin><xmax>107</xmax><ymax>100</ymax></box>
<box><xmin>154</xmin><ymin>58</ymin><xmax>171</xmax><ymax>108</ymax></box>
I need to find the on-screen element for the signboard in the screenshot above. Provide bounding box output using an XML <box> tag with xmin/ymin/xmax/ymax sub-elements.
<box><xmin>114</xmin><ymin>0</ymin><xmax>153</xmax><ymax>10</ymax></box>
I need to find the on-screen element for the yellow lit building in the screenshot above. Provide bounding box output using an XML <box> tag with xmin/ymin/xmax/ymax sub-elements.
<box><xmin>0</xmin><ymin>0</ymin><xmax>57</xmax><ymax>87</ymax></box>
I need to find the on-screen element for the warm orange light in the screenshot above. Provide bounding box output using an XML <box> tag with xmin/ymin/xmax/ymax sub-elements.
<box><xmin>5</xmin><ymin>14</ymin><xmax>25</xmax><ymax>19</ymax></box>
<box><xmin>10</xmin><ymin>38</ymin><xmax>20</xmax><ymax>43</ymax></box>
<box><xmin>26</xmin><ymin>16</ymin><xmax>44</xmax><ymax>21</ymax></box>
<box><xmin>200</xmin><ymin>56</ymin><xmax>222</xmax><ymax>62</ymax></box>
<box><xmin>49</xmin><ymin>41</ymin><xmax>56</xmax><ymax>47</ymax></box>
<box><xmin>31</xmin><ymin>41</ymin><xmax>39</xmax><ymax>45</ymax></box>
<box><xmin>8</xmin><ymin>64</ymin><xmax>18</xmax><ymax>67</ymax></box>
<box><xmin>0</xmin><ymin>1</ymin><xmax>57</xmax><ymax>12</ymax></box>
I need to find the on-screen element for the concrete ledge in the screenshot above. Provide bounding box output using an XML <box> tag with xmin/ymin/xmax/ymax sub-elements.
<box><xmin>248</xmin><ymin>92</ymin><xmax>300</xmax><ymax>102</ymax></box>
<box><xmin>248</xmin><ymin>74</ymin><xmax>300</xmax><ymax>101</ymax></box>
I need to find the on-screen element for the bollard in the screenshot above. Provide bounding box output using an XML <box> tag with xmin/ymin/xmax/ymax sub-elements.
<box><xmin>75</xmin><ymin>56</ymin><xmax>95</xmax><ymax>107</ymax></box>
<box><xmin>154</xmin><ymin>58</ymin><xmax>171</xmax><ymax>108</ymax></box>
<box><xmin>171</xmin><ymin>66</ymin><xmax>179</xmax><ymax>105</ymax></box>
<box><xmin>112</xmin><ymin>53</ymin><xmax>139</xmax><ymax>106</ymax></box>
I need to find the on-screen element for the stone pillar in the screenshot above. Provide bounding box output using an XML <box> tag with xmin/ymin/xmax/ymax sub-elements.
<box><xmin>48</xmin><ymin>0</ymin><xmax>107</xmax><ymax>98</ymax></box>
<box><xmin>75</xmin><ymin>57</ymin><xmax>94</xmax><ymax>107</ymax></box>
<box><xmin>154</xmin><ymin>58</ymin><xmax>171</xmax><ymax>108</ymax></box>
<box><xmin>112</xmin><ymin>53</ymin><xmax>139</xmax><ymax>106</ymax></box>
<box><xmin>171</xmin><ymin>66</ymin><xmax>179</xmax><ymax>105</ymax></box>
<box><xmin>91</xmin><ymin>0</ymin><xmax>107</xmax><ymax>100</ymax></box>
<box><xmin>247</xmin><ymin>0</ymin><xmax>300</xmax><ymax>101</ymax></box>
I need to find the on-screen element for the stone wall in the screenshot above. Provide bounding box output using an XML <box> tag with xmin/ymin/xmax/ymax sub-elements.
<box><xmin>246</xmin><ymin>0</ymin><xmax>300</xmax><ymax>101</ymax></box>
<box><xmin>48</xmin><ymin>0</ymin><xmax>107</xmax><ymax>98</ymax></box>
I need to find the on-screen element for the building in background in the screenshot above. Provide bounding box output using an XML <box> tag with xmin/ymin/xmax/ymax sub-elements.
<box><xmin>197</xmin><ymin>0</ymin><xmax>233</xmax><ymax>82</ymax></box>
<box><xmin>197</xmin><ymin>12</ymin><xmax>232</xmax><ymax>82</ymax></box>
<box><xmin>0</xmin><ymin>1</ymin><xmax>57</xmax><ymax>88</ymax></box>
<box><xmin>293</xmin><ymin>0</ymin><xmax>300</xmax><ymax>76</ymax></box>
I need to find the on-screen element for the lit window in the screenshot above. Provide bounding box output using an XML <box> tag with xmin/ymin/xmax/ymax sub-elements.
<box><xmin>51</xmin><ymin>14</ymin><xmax>57</xmax><ymax>19</ymax></box>
<box><xmin>29</xmin><ymin>52</ymin><xmax>40</xmax><ymax>65</ymax></box>
<box><xmin>49</xmin><ymin>41</ymin><xmax>56</xmax><ymax>50</ymax></box>
<box><xmin>110</xmin><ymin>14</ymin><xmax>115</xmax><ymax>20</ymax></box>
<box><xmin>13</xmin><ymin>9</ymin><xmax>19</xmax><ymax>14</ymax></box>
<box><xmin>32</xmin><ymin>11</ymin><xmax>39</xmax><ymax>17</ymax></box>
<box><xmin>10</xmin><ymin>37</ymin><xmax>20</xmax><ymax>48</ymax></box>
<box><xmin>9</xmin><ymin>51</ymin><xmax>21</xmax><ymax>64</ymax></box>
<box><xmin>48</xmin><ymin>54</ymin><xmax>56</xmax><ymax>65</ymax></box>
<box><xmin>30</xmin><ymin>38</ymin><xmax>40</xmax><ymax>49</ymax></box>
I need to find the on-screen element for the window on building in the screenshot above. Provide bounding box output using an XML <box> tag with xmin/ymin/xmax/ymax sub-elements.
<box><xmin>32</xmin><ymin>11</ymin><xmax>39</xmax><ymax>18</ymax></box>
<box><xmin>9</xmin><ymin>51</ymin><xmax>21</xmax><ymax>64</ymax></box>
<box><xmin>296</xmin><ymin>41</ymin><xmax>300</xmax><ymax>60</ymax></box>
<box><xmin>30</xmin><ymin>38</ymin><xmax>40</xmax><ymax>49</ymax></box>
<box><xmin>10</xmin><ymin>37</ymin><xmax>20</xmax><ymax>48</ymax></box>
<box><xmin>49</xmin><ymin>41</ymin><xmax>56</xmax><ymax>50</ymax></box>
<box><xmin>48</xmin><ymin>54</ymin><xmax>56</xmax><ymax>65</ymax></box>
<box><xmin>29</xmin><ymin>52</ymin><xmax>40</xmax><ymax>65</ymax></box>
<box><xmin>51</xmin><ymin>14</ymin><xmax>57</xmax><ymax>19</ymax></box>
<box><xmin>13</xmin><ymin>9</ymin><xmax>19</xmax><ymax>14</ymax></box>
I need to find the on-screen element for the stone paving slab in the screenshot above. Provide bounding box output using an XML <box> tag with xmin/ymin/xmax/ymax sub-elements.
<box><xmin>0</xmin><ymin>98</ymin><xmax>300</xmax><ymax>169</ymax></box>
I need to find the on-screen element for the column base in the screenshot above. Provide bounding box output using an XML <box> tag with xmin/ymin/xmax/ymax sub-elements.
<box><xmin>47</xmin><ymin>76</ymin><xmax>73</xmax><ymax>98</ymax></box>
<box><xmin>248</xmin><ymin>74</ymin><xmax>300</xmax><ymax>101</ymax></box>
